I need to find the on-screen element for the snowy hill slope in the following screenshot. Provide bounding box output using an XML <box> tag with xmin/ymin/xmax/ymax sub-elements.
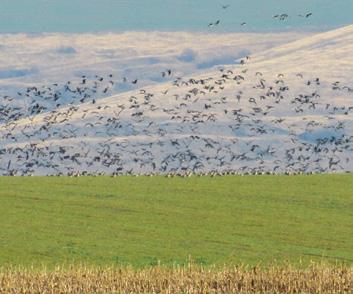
<box><xmin>1</xmin><ymin>26</ymin><xmax>353</xmax><ymax>176</ymax></box>
<box><xmin>0</xmin><ymin>31</ymin><xmax>307</xmax><ymax>124</ymax></box>
<box><xmin>248</xmin><ymin>24</ymin><xmax>353</xmax><ymax>79</ymax></box>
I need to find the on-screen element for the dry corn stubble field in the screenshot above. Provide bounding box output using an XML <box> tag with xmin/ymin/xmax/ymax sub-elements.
<box><xmin>0</xmin><ymin>264</ymin><xmax>352</xmax><ymax>293</ymax></box>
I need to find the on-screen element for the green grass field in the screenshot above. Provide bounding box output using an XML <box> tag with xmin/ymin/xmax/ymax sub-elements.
<box><xmin>0</xmin><ymin>175</ymin><xmax>352</xmax><ymax>268</ymax></box>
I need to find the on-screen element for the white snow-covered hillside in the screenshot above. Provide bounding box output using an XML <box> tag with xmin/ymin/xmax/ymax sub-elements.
<box><xmin>1</xmin><ymin>27</ymin><xmax>352</xmax><ymax>176</ymax></box>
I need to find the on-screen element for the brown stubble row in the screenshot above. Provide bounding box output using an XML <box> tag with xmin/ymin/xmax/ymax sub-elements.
<box><xmin>0</xmin><ymin>264</ymin><xmax>351</xmax><ymax>293</ymax></box>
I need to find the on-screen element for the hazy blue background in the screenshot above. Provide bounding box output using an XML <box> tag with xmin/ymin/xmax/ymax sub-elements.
<box><xmin>0</xmin><ymin>0</ymin><xmax>352</xmax><ymax>33</ymax></box>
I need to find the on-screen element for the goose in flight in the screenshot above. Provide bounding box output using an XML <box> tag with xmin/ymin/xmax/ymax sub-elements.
<box><xmin>208</xmin><ymin>20</ymin><xmax>220</xmax><ymax>27</ymax></box>
<box><xmin>299</xmin><ymin>12</ymin><xmax>313</xmax><ymax>18</ymax></box>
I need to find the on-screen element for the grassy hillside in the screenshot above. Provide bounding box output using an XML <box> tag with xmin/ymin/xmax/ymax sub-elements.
<box><xmin>0</xmin><ymin>175</ymin><xmax>352</xmax><ymax>268</ymax></box>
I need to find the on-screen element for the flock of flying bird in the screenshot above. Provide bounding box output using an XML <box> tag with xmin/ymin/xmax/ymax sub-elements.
<box><xmin>0</xmin><ymin>71</ymin><xmax>175</xmax><ymax>124</ymax></box>
<box><xmin>0</xmin><ymin>52</ymin><xmax>352</xmax><ymax>176</ymax></box>
<box><xmin>208</xmin><ymin>4</ymin><xmax>313</xmax><ymax>28</ymax></box>
<box><xmin>0</xmin><ymin>10</ymin><xmax>351</xmax><ymax>177</ymax></box>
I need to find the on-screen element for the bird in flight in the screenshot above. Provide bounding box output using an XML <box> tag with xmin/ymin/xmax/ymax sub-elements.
<box><xmin>299</xmin><ymin>12</ymin><xmax>313</xmax><ymax>18</ymax></box>
<box><xmin>161</xmin><ymin>69</ymin><xmax>172</xmax><ymax>78</ymax></box>
<box><xmin>222</xmin><ymin>5</ymin><xmax>230</xmax><ymax>9</ymax></box>
<box><xmin>273</xmin><ymin>13</ymin><xmax>289</xmax><ymax>21</ymax></box>
<box><xmin>208</xmin><ymin>20</ymin><xmax>221</xmax><ymax>27</ymax></box>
